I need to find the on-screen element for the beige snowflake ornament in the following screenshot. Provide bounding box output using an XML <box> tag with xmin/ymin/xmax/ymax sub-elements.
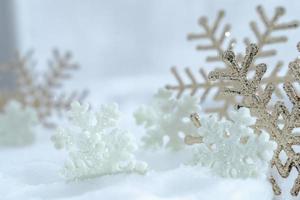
<box><xmin>8</xmin><ymin>50</ymin><xmax>88</xmax><ymax>128</ymax></box>
<box><xmin>166</xmin><ymin>5</ymin><xmax>299</xmax><ymax>118</ymax></box>
<box><xmin>208</xmin><ymin>42</ymin><xmax>300</xmax><ymax>196</ymax></box>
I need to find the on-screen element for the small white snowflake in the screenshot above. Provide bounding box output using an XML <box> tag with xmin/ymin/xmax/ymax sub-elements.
<box><xmin>134</xmin><ymin>89</ymin><xmax>201</xmax><ymax>151</ymax></box>
<box><xmin>0</xmin><ymin>100</ymin><xmax>38</xmax><ymax>146</ymax></box>
<box><xmin>52</xmin><ymin>101</ymin><xmax>148</xmax><ymax>181</ymax></box>
<box><xmin>191</xmin><ymin>108</ymin><xmax>277</xmax><ymax>178</ymax></box>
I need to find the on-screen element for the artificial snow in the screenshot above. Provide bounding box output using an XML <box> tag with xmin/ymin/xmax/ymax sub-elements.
<box><xmin>0</xmin><ymin>132</ymin><xmax>274</xmax><ymax>200</ymax></box>
<box><xmin>0</xmin><ymin>76</ymin><xmax>275</xmax><ymax>200</ymax></box>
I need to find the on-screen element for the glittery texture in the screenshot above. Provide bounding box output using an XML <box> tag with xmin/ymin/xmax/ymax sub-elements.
<box><xmin>166</xmin><ymin>5</ymin><xmax>298</xmax><ymax>119</ymax></box>
<box><xmin>184</xmin><ymin>113</ymin><xmax>203</xmax><ymax>145</ymax></box>
<box><xmin>270</xmin><ymin>176</ymin><xmax>281</xmax><ymax>195</ymax></box>
<box><xmin>208</xmin><ymin>43</ymin><xmax>300</xmax><ymax>196</ymax></box>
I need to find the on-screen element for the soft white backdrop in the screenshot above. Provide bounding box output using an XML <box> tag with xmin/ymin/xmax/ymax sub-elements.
<box><xmin>9</xmin><ymin>0</ymin><xmax>300</xmax><ymax>110</ymax></box>
<box><xmin>1</xmin><ymin>1</ymin><xmax>300</xmax><ymax>199</ymax></box>
<box><xmin>13</xmin><ymin>0</ymin><xmax>300</xmax><ymax>78</ymax></box>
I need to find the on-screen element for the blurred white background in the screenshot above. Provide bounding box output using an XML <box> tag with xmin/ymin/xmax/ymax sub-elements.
<box><xmin>0</xmin><ymin>0</ymin><xmax>299</xmax><ymax>106</ymax></box>
<box><xmin>9</xmin><ymin>0</ymin><xmax>300</xmax><ymax>77</ymax></box>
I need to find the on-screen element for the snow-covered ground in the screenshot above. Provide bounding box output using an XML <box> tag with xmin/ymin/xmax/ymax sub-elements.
<box><xmin>0</xmin><ymin>129</ymin><xmax>274</xmax><ymax>200</ymax></box>
<box><xmin>0</xmin><ymin>75</ymin><xmax>275</xmax><ymax>200</ymax></box>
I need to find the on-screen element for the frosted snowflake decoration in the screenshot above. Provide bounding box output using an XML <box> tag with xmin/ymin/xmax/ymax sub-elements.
<box><xmin>191</xmin><ymin>108</ymin><xmax>277</xmax><ymax>178</ymax></box>
<box><xmin>51</xmin><ymin>101</ymin><xmax>148</xmax><ymax>181</ymax></box>
<box><xmin>0</xmin><ymin>100</ymin><xmax>38</xmax><ymax>146</ymax></box>
<box><xmin>134</xmin><ymin>89</ymin><xmax>200</xmax><ymax>151</ymax></box>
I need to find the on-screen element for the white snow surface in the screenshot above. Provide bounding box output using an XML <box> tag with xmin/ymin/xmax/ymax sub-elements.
<box><xmin>0</xmin><ymin>134</ymin><xmax>274</xmax><ymax>200</ymax></box>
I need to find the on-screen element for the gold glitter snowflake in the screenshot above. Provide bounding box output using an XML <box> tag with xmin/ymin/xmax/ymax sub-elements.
<box><xmin>208</xmin><ymin>43</ymin><xmax>300</xmax><ymax>196</ymax></box>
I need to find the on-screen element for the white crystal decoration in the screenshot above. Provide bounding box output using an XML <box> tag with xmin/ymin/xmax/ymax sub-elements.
<box><xmin>191</xmin><ymin>108</ymin><xmax>277</xmax><ymax>178</ymax></box>
<box><xmin>134</xmin><ymin>89</ymin><xmax>200</xmax><ymax>151</ymax></box>
<box><xmin>51</xmin><ymin>101</ymin><xmax>148</xmax><ymax>181</ymax></box>
<box><xmin>0</xmin><ymin>100</ymin><xmax>38</xmax><ymax>146</ymax></box>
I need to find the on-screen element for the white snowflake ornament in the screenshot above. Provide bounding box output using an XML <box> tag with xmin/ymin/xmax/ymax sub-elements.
<box><xmin>134</xmin><ymin>89</ymin><xmax>200</xmax><ymax>151</ymax></box>
<box><xmin>191</xmin><ymin>108</ymin><xmax>277</xmax><ymax>179</ymax></box>
<box><xmin>0</xmin><ymin>100</ymin><xmax>38</xmax><ymax>146</ymax></box>
<box><xmin>51</xmin><ymin>101</ymin><xmax>148</xmax><ymax>181</ymax></box>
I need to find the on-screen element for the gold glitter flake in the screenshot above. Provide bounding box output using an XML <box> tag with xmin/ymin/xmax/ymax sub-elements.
<box><xmin>208</xmin><ymin>43</ymin><xmax>300</xmax><ymax>196</ymax></box>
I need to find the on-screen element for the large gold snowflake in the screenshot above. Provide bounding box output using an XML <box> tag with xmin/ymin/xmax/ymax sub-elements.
<box><xmin>208</xmin><ymin>43</ymin><xmax>300</xmax><ymax>196</ymax></box>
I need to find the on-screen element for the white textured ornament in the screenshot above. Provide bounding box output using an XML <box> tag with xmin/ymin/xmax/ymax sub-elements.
<box><xmin>134</xmin><ymin>89</ymin><xmax>200</xmax><ymax>151</ymax></box>
<box><xmin>0</xmin><ymin>100</ymin><xmax>38</xmax><ymax>146</ymax></box>
<box><xmin>52</xmin><ymin>101</ymin><xmax>148</xmax><ymax>181</ymax></box>
<box><xmin>191</xmin><ymin>108</ymin><xmax>277</xmax><ymax>179</ymax></box>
